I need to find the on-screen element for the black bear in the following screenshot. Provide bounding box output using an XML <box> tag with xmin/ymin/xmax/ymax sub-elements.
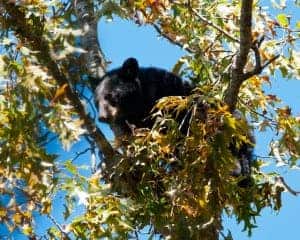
<box><xmin>94</xmin><ymin>58</ymin><xmax>253</xmax><ymax>185</ymax></box>
<box><xmin>94</xmin><ymin>57</ymin><xmax>192</xmax><ymax>138</ymax></box>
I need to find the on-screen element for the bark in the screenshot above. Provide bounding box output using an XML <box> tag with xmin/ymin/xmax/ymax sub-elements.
<box><xmin>2</xmin><ymin>2</ymin><xmax>116</xmax><ymax>168</ymax></box>
<box><xmin>224</xmin><ymin>0</ymin><xmax>253</xmax><ymax>112</ymax></box>
<box><xmin>73</xmin><ymin>0</ymin><xmax>107</xmax><ymax>79</ymax></box>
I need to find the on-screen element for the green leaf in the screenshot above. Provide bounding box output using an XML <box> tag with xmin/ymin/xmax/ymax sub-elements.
<box><xmin>279</xmin><ymin>66</ymin><xmax>288</xmax><ymax>77</ymax></box>
<box><xmin>172</xmin><ymin>59</ymin><xmax>185</xmax><ymax>75</ymax></box>
<box><xmin>63</xmin><ymin>203</ymin><xmax>71</xmax><ymax>220</ymax></box>
<box><xmin>277</xmin><ymin>14</ymin><xmax>289</xmax><ymax>27</ymax></box>
<box><xmin>65</xmin><ymin>160</ymin><xmax>78</xmax><ymax>174</ymax></box>
<box><xmin>224</xmin><ymin>115</ymin><xmax>236</xmax><ymax>130</ymax></box>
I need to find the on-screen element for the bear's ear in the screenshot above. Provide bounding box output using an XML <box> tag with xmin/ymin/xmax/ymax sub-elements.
<box><xmin>120</xmin><ymin>58</ymin><xmax>139</xmax><ymax>80</ymax></box>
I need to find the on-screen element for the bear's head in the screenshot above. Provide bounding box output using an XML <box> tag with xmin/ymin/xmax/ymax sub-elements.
<box><xmin>94</xmin><ymin>58</ymin><xmax>143</xmax><ymax>124</ymax></box>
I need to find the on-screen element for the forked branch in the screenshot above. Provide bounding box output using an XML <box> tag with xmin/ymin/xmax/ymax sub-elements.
<box><xmin>224</xmin><ymin>0</ymin><xmax>278</xmax><ymax>112</ymax></box>
<box><xmin>243</xmin><ymin>40</ymin><xmax>279</xmax><ymax>80</ymax></box>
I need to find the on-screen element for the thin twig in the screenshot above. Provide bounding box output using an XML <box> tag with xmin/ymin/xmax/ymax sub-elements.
<box><xmin>40</xmin><ymin>135</ymin><xmax>58</xmax><ymax>147</ymax></box>
<box><xmin>261</xmin><ymin>55</ymin><xmax>280</xmax><ymax>69</ymax></box>
<box><xmin>243</xmin><ymin>53</ymin><xmax>280</xmax><ymax>80</ymax></box>
<box><xmin>275</xmin><ymin>176</ymin><xmax>300</xmax><ymax>196</ymax></box>
<box><xmin>238</xmin><ymin>97</ymin><xmax>277</xmax><ymax>126</ymax></box>
<box><xmin>190</xmin><ymin>8</ymin><xmax>240</xmax><ymax>43</ymax></box>
<box><xmin>78</xmin><ymin>87</ymin><xmax>98</xmax><ymax>120</ymax></box>
<box><xmin>72</xmin><ymin>147</ymin><xmax>92</xmax><ymax>162</ymax></box>
<box><xmin>254</xmin><ymin>155</ymin><xmax>274</xmax><ymax>159</ymax></box>
<box><xmin>11</xmin><ymin>185</ymin><xmax>71</xmax><ymax>239</ymax></box>
<box><xmin>48</xmin><ymin>214</ymin><xmax>71</xmax><ymax>239</ymax></box>
<box><xmin>151</xmin><ymin>23</ymin><xmax>195</xmax><ymax>53</ymax></box>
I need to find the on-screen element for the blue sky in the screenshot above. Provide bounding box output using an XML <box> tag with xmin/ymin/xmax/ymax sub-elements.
<box><xmin>2</xmin><ymin>2</ymin><xmax>300</xmax><ymax>240</ymax></box>
<box><xmin>98</xmin><ymin>11</ymin><xmax>300</xmax><ymax>239</ymax></box>
<box><xmin>5</xmin><ymin>3</ymin><xmax>300</xmax><ymax>239</ymax></box>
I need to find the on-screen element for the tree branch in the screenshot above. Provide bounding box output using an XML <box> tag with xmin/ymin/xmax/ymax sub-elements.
<box><xmin>224</xmin><ymin>30</ymin><xmax>280</xmax><ymax>112</ymax></box>
<box><xmin>74</xmin><ymin>0</ymin><xmax>107</xmax><ymax>80</ymax></box>
<box><xmin>242</xmin><ymin>53</ymin><xmax>279</xmax><ymax>80</ymax></box>
<box><xmin>236</xmin><ymin>1</ymin><xmax>253</xmax><ymax>71</ymax></box>
<box><xmin>234</xmin><ymin>37</ymin><xmax>279</xmax><ymax>81</ymax></box>
<box><xmin>48</xmin><ymin>214</ymin><xmax>71</xmax><ymax>240</ymax></box>
<box><xmin>190</xmin><ymin>8</ymin><xmax>239</xmax><ymax>43</ymax></box>
<box><xmin>275</xmin><ymin>176</ymin><xmax>300</xmax><ymax>196</ymax></box>
<box><xmin>3</xmin><ymin>2</ymin><xmax>117</xmax><ymax>168</ymax></box>
<box><xmin>151</xmin><ymin>23</ymin><xmax>195</xmax><ymax>53</ymax></box>
<box><xmin>224</xmin><ymin>0</ymin><xmax>253</xmax><ymax>112</ymax></box>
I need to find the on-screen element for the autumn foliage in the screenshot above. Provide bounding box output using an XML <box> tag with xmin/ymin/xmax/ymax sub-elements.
<box><xmin>0</xmin><ymin>1</ymin><xmax>300</xmax><ymax>239</ymax></box>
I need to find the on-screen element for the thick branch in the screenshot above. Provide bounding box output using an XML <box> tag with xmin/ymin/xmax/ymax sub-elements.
<box><xmin>236</xmin><ymin>0</ymin><xmax>253</xmax><ymax>71</ymax></box>
<box><xmin>74</xmin><ymin>0</ymin><xmax>107</xmax><ymax>80</ymax></box>
<box><xmin>224</xmin><ymin>0</ymin><xmax>253</xmax><ymax>112</ymax></box>
<box><xmin>3</xmin><ymin>3</ymin><xmax>116</xmax><ymax>168</ymax></box>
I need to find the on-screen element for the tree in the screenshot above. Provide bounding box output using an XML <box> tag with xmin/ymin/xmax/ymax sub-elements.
<box><xmin>0</xmin><ymin>0</ymin><xmax>299</xmax><ymax>239</ymax></box>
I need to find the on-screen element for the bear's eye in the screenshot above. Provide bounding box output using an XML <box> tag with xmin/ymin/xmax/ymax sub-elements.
<box><xmin>104</xmin><ymin>93</ymin><xmax>118</xmax><ymax>107</ymax></box>
<box><xmin>104</xmin><ymin>93</ymin><xmax>112</xmax><ymax>101</ymax></box>
<box><xmin>110</xmin><ymin>99</ymin><xmax>118</xmax><ymax>107</ymax></box>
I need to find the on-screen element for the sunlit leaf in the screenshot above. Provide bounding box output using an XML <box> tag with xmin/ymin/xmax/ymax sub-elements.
<box><xmin>277</xmin><ymin>13</ymin><xmax>289</xmax><ymax>27</ymax></box>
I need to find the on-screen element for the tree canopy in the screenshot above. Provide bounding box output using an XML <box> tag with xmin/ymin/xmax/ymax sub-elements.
<box><xmin>0</xmin><ymin>0</ymin><xmax>300</xmax><ymax>239</ymax></box>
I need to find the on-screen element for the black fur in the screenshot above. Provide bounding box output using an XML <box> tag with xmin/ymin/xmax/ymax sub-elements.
<box><xmin>94</xmin><ymin>58</ymin><xmax>192</xmax><ymax>137</ymax></box>
<box><xmin>94</xmin><ymin>58</ymin><xmax>253</xmax><ymax>186</ymax></box>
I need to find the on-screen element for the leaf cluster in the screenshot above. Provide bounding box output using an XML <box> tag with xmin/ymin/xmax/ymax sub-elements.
<box><xmin>0</xmin><ymin>0</ymin><xmax>299</xmax><ymax>239</ymax></box>
<box><xmin>110</xmin><ymin>92</ymin><xmax>283</xmax><ymax>238</ymax></box>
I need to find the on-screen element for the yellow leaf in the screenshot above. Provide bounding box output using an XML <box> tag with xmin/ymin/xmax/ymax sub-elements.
<box><xmin>224</xmin><ymin>115</ymin><xmax>236</xmax><ymax>130</ymax></box>
<box><xmin>160</xmin><ymin>145</ymin><xmax>171</xmax><ymax>154</ymax></box>
<box><xmin>28</xmin><ymin>173</ymin><xmax>39</xmax><ymax>187</ymax></box>
<box><xmin>0</xmin><ymin>207</ymin><xmax>7</xmax><ymax>217</ymax></box>
<box><xmin>147</xmin><ymin>0</ymin><xmax>156</xmax><ymax>4</ymax></box>
<box><xmin>50</xmin><ymin>83</ymin><xmax>68</xmax><ymax>105</ymax></box>
<box><xmin>22</xmin><ymin>224</ymin><xmax>33</xmax><ymax>236</ymax></box>
<box><xmin>13</xmin><ymin>213</ymin><xmax>23</xmax><ymax>224</ymax></box>
<box><xmin>181</xmin><ymin>204</ymin><xmax>197</xmax><ymax>217</ymax></box>
<box><xmin>199</xmin><ymin>199</ymin><xmax>207</xmax><ymax>208</ymax></box>
<box><xmin>41</xmin><ymin>198</ymin><xmax>52</xmax><ymax>214</ymax></box>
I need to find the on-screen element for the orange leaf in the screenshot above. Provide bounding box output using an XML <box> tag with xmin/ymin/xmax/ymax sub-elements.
<box><xmin>50</xmin><ymin>83</ymin><xmax>68</xmax><ymax>105</ymax></box>
<box><xmin>181</xmin><ymin>204</ymin><xmax>197</xmax><ymax>217</ymax></box>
